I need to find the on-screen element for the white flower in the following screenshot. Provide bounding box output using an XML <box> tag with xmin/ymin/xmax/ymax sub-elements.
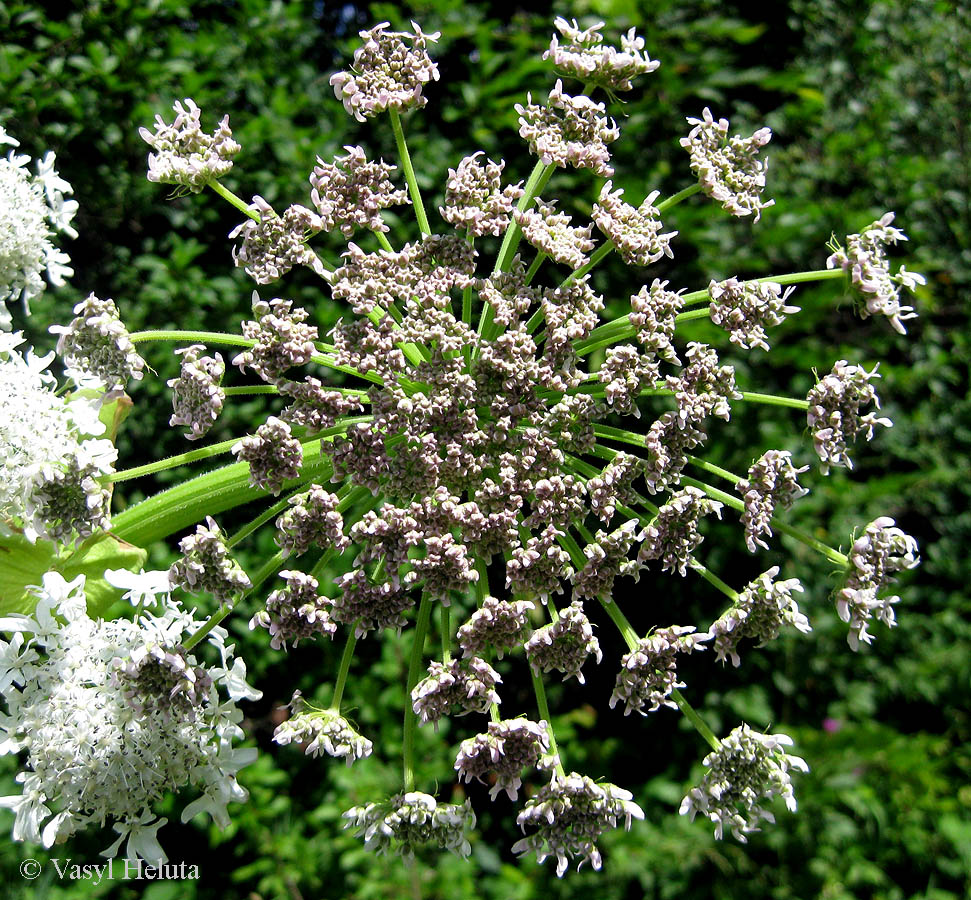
<box><xmin>0</xmin><ymin>129</ymin><xmax>77</xmax><ymax>321</ymax></box>
<box><xmin>104</xmin><ymin>568</ymin><xmax>173</xmax><ymax>607</ymax></box>
<box><xmin>0</xmin><ymin>333</ymin><xmax>115</xmax><ymax>542</ymax></box>
<box><xmin>0</xmin><ymin>571</ymin><xmax>260</xmax><ymax>861</ymax></box>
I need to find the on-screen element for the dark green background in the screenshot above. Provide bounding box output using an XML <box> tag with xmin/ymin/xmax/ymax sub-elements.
<box><xmin>1</xmin><ymin>1</ymin><xmax>968</xmax><ymax>897</ymax></box>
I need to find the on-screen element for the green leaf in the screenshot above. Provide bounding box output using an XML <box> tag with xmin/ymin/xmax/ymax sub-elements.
<box><xmin>54</xmin><ymin>532</ymin><xmax>148</xmax><ymax>618</ymax></box>
<box><xmin>0</xmin><ymin>531</ymin><xmax>57</xmax><ymax>616</ymax></box>
<box><xmin>0</xmin><ymin>530</ymin><xmax>147</xmax><ymax>618</ymax></box>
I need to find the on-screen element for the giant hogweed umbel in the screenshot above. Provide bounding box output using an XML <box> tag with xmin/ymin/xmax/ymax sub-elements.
<box><xmin>1</xmin><ymin>17</ymin><xmax>920</xmax><ymax>874</ymax></box>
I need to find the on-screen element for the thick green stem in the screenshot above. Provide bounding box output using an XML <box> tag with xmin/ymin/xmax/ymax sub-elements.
<box><xmin>530</xmin><ymin>665</ymin><xmax>566</xmax><ymax>776</ymax></box>
<box><xmin>250</xmin><ymin>549</ymin><xmax>286</xmax><ymax>592</ymax></box>
<box><xmin>592</xmin><ymin>423</ymin><xmax>646</xmax><ymax>450</ymax></box>
<box><xmin>494</xmin><ymin>160</ymin><xmax>554</xmax><ymax>276</ymax></box>
<box><xmin>329</xmin><ymin>630</ymin><xmax>358</xmax><ymax>711</ymax></box>
<box><xmin>130</xmin><ymin>329</ymin><xmax>253</xmax><ymax>347</ymax></box>
<box><xmin>675</xmin><ymin>307</ymin><xmax>713</xmax><ymax>324</ymax></box>
<box><xmin>525</xmin><ymin>251</ymin><xmax>546</xmax><ymax>284</ymax></box>
<box><xmin>739</xmin><ymin>391</ymin><xmax>809</xmax><ymax>411</ymax></box>
<box><xmin>373</xmin><ymin>229</ymin><xmax>395</xmax><ymax>253</ymax></box>
<box><xmin>775</xmin><ymin>520</ymin><xmax>850</xmax><ymax>566</ymax></box>
<box><xmin>403</xmin><ymin>593</ymin><xmax>433</xmax><ymax>791</ymax></box>
<box><xmin>687</xmin><ymin>456</ymin><xmax>741</xmax><ymax>485</ymax></box>
<box><xmin>474</xmin><ymin>557</ymin><xmax>489</xmax><ymax>600</ymax></box>
<box><xmin>389</xmin><ymin>108</ymin><xmax>431</xmax><ymax>236</ymax></box>
<box><xmin>222</xmin><ymin>385</ymin><xmax>279</xmax><ymax>397</ymax></box>
<box><xmin>692</xmin><ymin>563</ymin><xmax>740</xmax><ymax>601</ymax></box>
<box><xmin>227</xmin><ymin>487</ymin><xmax>302</xmax><ymax>548</ymax></box>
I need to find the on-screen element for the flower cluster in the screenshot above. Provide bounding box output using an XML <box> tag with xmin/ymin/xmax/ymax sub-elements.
<box><xmin>168</xmin><ymin>516</ymin><xmax>251</xmax><ymax>605</ymax></box>
<box><xmin>680</xmin><ymin>724</ymin><xmax>808</xmax><ymax>841</ymax></box>
<box><xmin>343</xmin><ymin>792</ymin><xmax>475</xmax><ymax>859</ymax></box>
<box><xmin>273</xmin><ymin>691</ymin><xmax>372</xmax><ymax>765</ymax></box>
<box><xmin>516</xmin><ymin>199</ymin><xmax>595</xmax><ymax>269</ymax></box>
<box><xmin>638</xmin><ymin>487</ymin><xmax>723</xmax><ymax>576</ymax></box>
<box><xmin>229</xmin><ymin>195</ymin><xmax>326</xmax><ymax>283</ymax></box>
<box><xmin>139</xmin><ymin>98</ymin><xmax>240</xmax><ymax>192</ymax></box>
<box><xmin>708</xmin><ymin>277</ymin><xmax>799</xmax><ymax>351</ymax></box>
<box><xmin>455</xmin><ymin>718</ymin><xmax>556</xmax><ymax>800</ymax></box>
<box><xmin>609</xmin><ymin>625</ymin><xmax>711</xmax><ymax>714</ymax></box>
<box><xmin>101</xmin><ymin>15</ymin><xmax>922</xmax><ymax>878</ymax></box>
<box><xmin>456</xmin><ymin>595</ymin><xmax>534</xmax><ymax>659</ymax></box>
<box><xmin>517</xmin><ymin>80</ymin><xmax>620</xmax><ymax>176</ymax></box>
<box><xmin>309</xmin><ymin>146</ymin><xmax>409</xmax><ymax>236</ymax></box>
<box><xmin>512</xmin><ymin>773</ymin><xmax>644</xmax><ymax>876</ymax></box>
<box><xmin>837</xmin><ymin>517</ymin><xmax>919</xmax><ymax>650</ymax></box>
<box><xmin>593</xmin><ymin>183</ymin><xmax>676</xmax><ymax>267</ymax></box>
<box><xmin>249</xmin><ymin>570</ymin><xmax>336</xmax><ymax>650</ymax></box>
<box><xmin>680</xmin><ymin>108</ymin><xmax>774</xmax><ymax>221</ymax></box>
<box><xmin>806</xmin><ymin>360</ymin><xmax>891</xmax><ymax>473</ymax></box>
<box><xmin>411</xmin><ymin>656</ymin><xmax>502</xmax><ymax>727</ymax></box>
<box><xmin>827</xmin><ymin>212</ymin><xmax>924</xmax><ymax>334</ymax></box>
<box><xmin>0</xmin><ymin>572</ymin><xmax>260</xmax><ymax>862</ymax></box>
<box><xmin>50</xmin><ymin>293</ymin><xmax>146</xmax><ymax>397</ymax></box>
<box><xmin>737</xmin><ymin>450</ymin><xmax>809</xmax><ymax>552</ymax></box>
<box><xmin>232</xmin><ymin>416</ymin><xmax>303</xmax><ymax>495</ymax></box>
<box><xmin>544</xmin><ymin>17</ymin><xmax>659</xmax><ymax>92</ymax></box>
<box><xmin>0</xmin><ymin>126</ymin><xmax>77</xmax><ymax>324</ymax></box>
<box><xmin>525</xmin><ymin>600</ymin><xmax>602</xmax><ymax>684</ymax></box>
<box><xmin>707</xmin><ymin>568</ymin><xmax>810</xmax><ymax>666</ymax></box>
<box><xmin>441</xmin><ymin>152</ymin><xmax>524</xmax><ymax>237</ymax></box>
<box><xmin>168</xmin><ymin>344</ymin><xmax>226</xmax><ymax>440</ymax></box>
<box><xmin>329</xmin><ymin>22</ymin><xmax>440</xmax><ymax>122</ymax></box>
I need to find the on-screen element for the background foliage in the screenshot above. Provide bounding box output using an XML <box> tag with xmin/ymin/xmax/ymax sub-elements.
<box><xmin>1</xmin><ymin>1</ymin><xmax>968</xmax><ymax>897</ymax></box>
